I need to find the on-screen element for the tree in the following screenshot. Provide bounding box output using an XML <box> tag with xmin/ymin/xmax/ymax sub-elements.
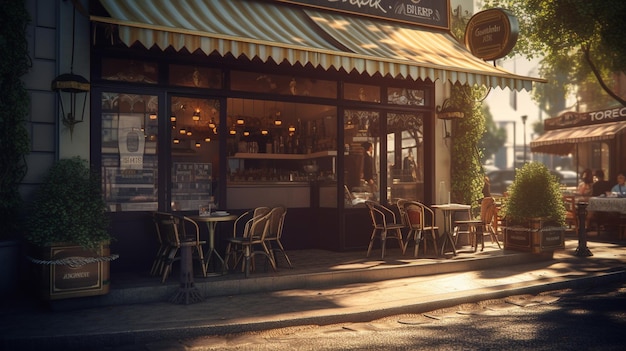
<box><xmin>483</xmin><ymin>0</ymin><xmax>626</xmax><ymax>108</ymax></box>
<box><xmin>479</xmin><ymin>105</ymin><xmax>506</xmax><ymax>164</ymax></box>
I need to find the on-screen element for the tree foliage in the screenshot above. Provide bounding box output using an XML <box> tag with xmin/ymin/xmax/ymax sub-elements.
<box><xmin>483</xmin><ymin>0</ymin><xmax>626</xmax><ymax>109</ymax></box>
<box><xmin>0</xmin><ymin>0</ymin><xmax>31</xmax><ymax>238</ymax></box>
<box><xmin>479</xmin><ymin>105</ymin><xmax>506</xmax><ymax>163</ymax></box>
<box><xmin>450</xmin><ymin>85</ymin><xmax>486</xmax><ymax>206</ymax></box>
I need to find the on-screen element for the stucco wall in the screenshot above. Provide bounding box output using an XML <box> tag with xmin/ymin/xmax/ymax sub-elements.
<box><xmin>22</xmin><ymin>0</ymin><xmax>90</xmax><ymax>203</ymax></box>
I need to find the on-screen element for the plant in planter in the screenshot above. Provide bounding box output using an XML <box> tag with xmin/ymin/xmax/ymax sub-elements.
<box><xmin>502</xmin><ymin>162</ymin><xmax>566</xmax><ymax>253</ymax></box>
<box><xmin>25</xmin><ymin>157</ymin><xmax>116</xmax><ymax>300</ymax></box>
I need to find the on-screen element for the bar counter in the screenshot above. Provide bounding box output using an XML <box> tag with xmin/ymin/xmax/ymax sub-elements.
<box><xmin>226</xmin><ymin>181</ymin><xmax>337</xmax><ymax>209</ymax></box>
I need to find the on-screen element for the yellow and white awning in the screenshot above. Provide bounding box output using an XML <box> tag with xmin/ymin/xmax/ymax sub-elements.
<box><xmin>92</xmin><ymin>0</ymin><xmax>543</xmax><ymax>91</ymax></box>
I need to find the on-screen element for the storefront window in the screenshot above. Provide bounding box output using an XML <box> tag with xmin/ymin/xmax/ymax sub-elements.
<box><xmin>387</xmin><ymin>87</ymin><xmax>425</xmax><ymax>106</ymax></box>
<box><xmin>101</xmin><ymin>92</ymin><xmax>158</xmax><ymax>211</ymax></box>
<box><xmin>387</xmin><ymin>113</ymin><xmax>425</xmax><ymax>203</ymax></box>
<box><xmin>169</xmin><ymin>64</ymin><xmax>222</xmax><ymax>88</ymax></box>
<box><xmin>101</xmin><ymin>58</ymin><xmax>158</xmax><ymax>84</ymax></box>
<box><xmin>343</xmin><ymin>110</ymin><xmax>379</xmax><ymax>206</ymax></box>
<box><xmin>170</xmin><ymin>96</ymin><xmax>221</xmax><ymax>211</ymax></box>
<box><xmin>230</xmin><ymin>71</ymin><xmax>336</xmax><ymax>98</ymax></box>
<box><xmin>343</xmin><ymin>83</ymin><xmax>380</xmax><ymax>103</ymax></box>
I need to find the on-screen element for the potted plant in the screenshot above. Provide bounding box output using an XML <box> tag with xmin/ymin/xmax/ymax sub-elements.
<box><xmin>502</xmin><ymin>162</ymin><xmax>566</xmax><ymax>253</ymax></box>
<box><xmin>0</xmin><ymin>0</ymin><xmax>31</xmax><ymax>297</ymax></box>
<box><xmin>25</xmin><ymin>157</ymin><xmax>116</xmax><ymax>300</ymax></box>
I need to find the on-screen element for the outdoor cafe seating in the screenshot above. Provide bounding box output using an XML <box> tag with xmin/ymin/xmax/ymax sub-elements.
<box><xmin>365</xmin><ymin>200</ymin><xmax>406</xmax><ymax>259</ymax></box>
<box><xmin>396</xmin><ymin>199</ymin><xmax>439</xmax><ymax>257</ymax></box>
<box><xmin>224</xmin><ymin>206</ymin><xmax>278</xmax><ymax>277</ymax></box>
<box><xmin>151</xmin><ymin>212</ymin><xmax>208</xmax><ymax>283</ymax></box>
<box><xmin>263</xmin><ymin>205</ymin><xmax>292</xmax><ymax>268</ymax></box>
<box><xmin>453</xmin><ymin>197</ymin><xmax>501</xmax><ymax>252</ymax></box>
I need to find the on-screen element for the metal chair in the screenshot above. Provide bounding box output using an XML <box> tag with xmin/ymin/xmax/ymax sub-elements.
<box><xmin>365</xmin><ymin>200</ymin><xmax>405</xmax><ymax>259</ymax></box>
<box><xmin>401</xmin><ymin>200</ymin><xmax>439</xmax><ymax>257</ymax></box>
<box><xmin>152</xmin><ymin>212</ymin><xmax>208</xmax><ymax>283</ymax></box>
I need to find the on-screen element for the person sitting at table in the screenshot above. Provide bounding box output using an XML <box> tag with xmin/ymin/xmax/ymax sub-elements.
<box><xmin>592</xmin><ymin>169</ymin><xmax>612</xmax><ymax>196</ymax></box>
<box><xmin>577</xmin><ymin>168</ymin><xmax>593</xmax><ymax>196</ymax></box>
<box><xmin>611</xmin><ymin>173</ymin><xmax>626</xmax><ymax>196</ymax></box>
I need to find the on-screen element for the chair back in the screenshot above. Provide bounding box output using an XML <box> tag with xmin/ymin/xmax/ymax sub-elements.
<box><xmin>396</xmin><ymin>199</ymin><xmax>409</xmax><ymax>226</ymax></box>
<box><xmin>563</xmin><ymin>195</ymin><xmax>576</xmax><ymax>213</ymax></box>
<box><xmin>403</xmin><ymin>202</ymin><xmax>424</xmax><ymax>229</ymax></box>
<box><xmin>267</xmin><ymin>205</ymin><xmax>287</xmax><ymax>240</ymax></box>
<box><xmin>365</xmin><ymin>200</ymin><xmax>399</xmax><ymax>227</ymax></box>
<box><xmin>233</xmin><ymin>206</ymin><xmax>271</xmax><ymax>238</ymax></box>
<box><xmin>246</xmin><ymin>208</ymin><xmax>273</xmax><ymax>240</ymax></box>
<box><xmin>153</xmin><ymin>212</ymin><xmax>182</xmax><ymax>247</ymax></box>
<box><xmin>480</xmin><ymin>197</ymin><xmax>497</xmax><ymax>225</ymax></box>
<box><xmin>153</xmin><ymin>212</ymin><xmax>201</xmax><ymax>247</ymax></box>
<box><xmin>404</xmin><ymin>201</ymin><xmax>437</xmax><ymax>229</ymax></box>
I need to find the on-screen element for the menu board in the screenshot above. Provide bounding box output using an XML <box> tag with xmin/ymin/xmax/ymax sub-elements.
<box><xmin>171</xmin><ymin>163</ymin><xmax>213</xmax><ymax>211</ymax></box>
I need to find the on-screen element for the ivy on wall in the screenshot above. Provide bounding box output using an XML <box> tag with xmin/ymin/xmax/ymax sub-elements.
<box><xmin>450</xmin><ymin>84</ymin><xmax>486</xmax><ymax>207</ymax></box>
<box><xmin>0</xmin><ymin>0</ymin><xmax>31</xmax><ymax>238</ymax></box>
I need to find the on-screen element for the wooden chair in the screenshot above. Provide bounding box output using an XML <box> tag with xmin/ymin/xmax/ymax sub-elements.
<box><xmin>400</xmin><ymin>200</ymin><xmax>439</xmax><ymax>257</ymax></box>
<box><xmin>563</xmin><ymin>195</ymin><xmax>578</xmax><ymax>234</ymax></box>
<box><xmin>152</xmin><ymin>212</ymin><xmax>208</xmax><ymax>283</ymax></box>
<box><xmin>264</xmin><ymin>205</ymin><xmax>292</xmax><ymax>268</ymax></box>
<box><xmin>150</xmin><ymin>212</ymin><xmax>171</xmax><ymax>277</ymax></box>
<box><xmin>224</xmin><ymin>207</ymin><xmax>276</xmax><ymax>277</ymax></box>
<box><xmin>225</xmin><ymin>206</ymin><xmax>271</xmax><ymax>271</ymax></box>
<box><xmin>365</xmin><ymin>200</ymin><xmax>405</xmax><ymax>259</ymax></box>
<box><xmin>453</xmin><ymin>197</ymin><xmax>501</xmax><ymax>252</ymax></box>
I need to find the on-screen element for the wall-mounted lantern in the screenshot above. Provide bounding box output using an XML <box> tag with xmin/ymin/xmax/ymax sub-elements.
<box><xmin>436</xmin><ymin>98</ymin><xmax>465</xmax><ymax>138</ymax></box>
<box><xmin>51</xmin><ymin>4</ymin><xmax>90</xmax><ymax>139</ymax></box>
<box><xmin>51</xmin><ymin>73</ymin><xmax>90</xmax><ymax>138</ymax></box>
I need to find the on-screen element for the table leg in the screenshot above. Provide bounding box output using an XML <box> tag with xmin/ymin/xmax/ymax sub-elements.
<box><xmin>440</xmin><ymin>211</ymin><xmax>457</xmax><ymax>256</ymax></box>
<box><xmin>170</xmin><ymin>244</ymin><xmax>204</xmax><ymax>304</ymax></box>
<box><xmin>205</xmin><ymin>222</ymin><xmax>226</xmax><ymax>274</ymax></box>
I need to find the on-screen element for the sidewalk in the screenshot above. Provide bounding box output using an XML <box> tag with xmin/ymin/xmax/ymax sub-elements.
<box><xmin>1</xmin><ymin>239</ymin><xmax>625</xmax><ymax>350</ymax></box>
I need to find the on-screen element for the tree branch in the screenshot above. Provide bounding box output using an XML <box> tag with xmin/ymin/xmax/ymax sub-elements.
<box><xmin>582</xmin><ymin>44</ymin><xmax>626</xmax><ymax>107</ymax></box>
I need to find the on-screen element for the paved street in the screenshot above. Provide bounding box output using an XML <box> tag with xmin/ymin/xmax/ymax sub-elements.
<box><xmin>103</xmin><ymin>282</ymin><xmax>626</xmax><ymax>350</ymax></box>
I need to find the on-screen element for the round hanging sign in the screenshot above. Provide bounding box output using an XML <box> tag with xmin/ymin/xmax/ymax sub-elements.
<box><xmin>464</xmin><ymin>8</ymin><xmax>519</xmax><ymax>61</ymax></box>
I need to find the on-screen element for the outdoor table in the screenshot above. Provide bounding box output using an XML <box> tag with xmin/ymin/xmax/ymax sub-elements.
<box><xmin>170</xmin><ymin>239</ymin><xmax>204</xmax><ymax>304</ymax></box>
<box><xmin>191</xmin><ymin>213</ymin><xmax>237</xmax><ymax>274</ymax></box>
<box><xmin>587</xmin><ymin>197</ymin><xmax>626</xmax><ymax>214</ymax></box>
<box><xmin>431</xmin><ymin>203</ymin><xmax>469</xmax><ymax>256</ymax></box>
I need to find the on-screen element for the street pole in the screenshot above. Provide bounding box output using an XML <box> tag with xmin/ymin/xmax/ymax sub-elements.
<box><xmin>498</xmin><ymin>121</ymin><xmax>516</xmax><ymax>168</ymax></box>
<box><xmin>575</xmin><ymin>201</ymin><xmax>593</xmax><ymax>257</ymax></box>
<box><xmin>521</xmin><ymin>115</ymin><xmax>527</xmax><ymax>164</ymax></box>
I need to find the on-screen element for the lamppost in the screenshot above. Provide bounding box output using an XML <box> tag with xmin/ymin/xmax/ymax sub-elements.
<box><xmin>521</xmin><ymin>115</ymin><xmax>528</xmax><ymax>164</ymax></box>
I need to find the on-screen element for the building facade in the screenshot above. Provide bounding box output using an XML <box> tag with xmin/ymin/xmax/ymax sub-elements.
<box><xmin>22</xmin><ymin>0</ymin><xmax>538</xmax><ymax>273</ymax></box>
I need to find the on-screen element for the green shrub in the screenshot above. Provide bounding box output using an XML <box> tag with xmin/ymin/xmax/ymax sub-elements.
<box><xmin>26</xmin><ymin>157</ymin><xmax>111</xmax><ymax>250</ymax></box>
<box><xmin>503</xmin><ymin>162</ymin><xmax>565</xmax><ymax>226</ymax></box>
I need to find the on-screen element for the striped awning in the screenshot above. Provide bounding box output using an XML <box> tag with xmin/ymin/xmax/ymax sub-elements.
<box><xmin>92</xmin><ymin>0</ymin><xmax>543</xmax><ymax>91</ymax></box>
<box><xmin>530</xmin><ymin>121</ymin><xmax>626</xmax><ymax>155</ymax></box>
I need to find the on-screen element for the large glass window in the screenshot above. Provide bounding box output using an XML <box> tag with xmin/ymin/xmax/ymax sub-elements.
<box><xmin>387</xmin><ymin>113</ymin><xmax>425</xmax><ymax>203</ymax></box>
<box><xmin>169</xmin><ymin>96</ymin><xmax>221</xmax><ymax>211</ymax></box>
<box><xmin>101</xmin><ymin>92</ymin><xmax>158</xmax><ymax>211</ymax></box>
<box><xmin>343</xmin><ymin>110</ymin><xmax>380</xmax><ymax>206</ymax></box>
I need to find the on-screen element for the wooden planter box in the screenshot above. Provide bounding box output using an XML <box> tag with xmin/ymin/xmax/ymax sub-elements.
<box><xmin>32</xmin><ymin>242</ymin><xmax>112</xmax><ymax>300</ymax></box>
<box><xmin>504</xmin><ymin>218</ymin><xmax>565</xmax><ymax>253</ymax></box>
